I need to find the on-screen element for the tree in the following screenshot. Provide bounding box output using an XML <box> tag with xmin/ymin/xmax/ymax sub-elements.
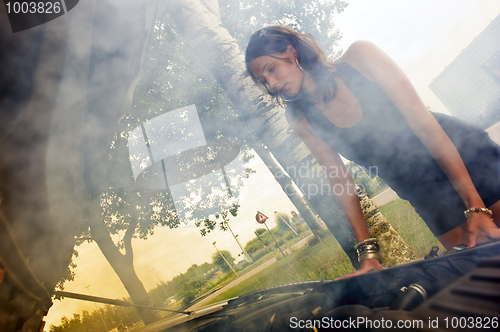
<box><xmin>178</xmin><ymin>279</ymin><xmax>205</xmax><ymax>305</ymax></box>
<box><xmin>164</xmin><ymin>0</ymin><xmax>361</xmax><ymax>266</ymax></box>
<box><xmin>77</xmin><ymin>123</ymin><xmax>249</xmax><ymax>324</ymax></box>
<box><xmin>163</xmin><ymin>0</ymin><xmax>418</xmax><ymax>269</ymax></box>
<box><xmin>255</xmin><ymin>228</ymin><xmax>266</xmax><ymax>236</ymax></box>
<box><xmin>49</xmin><ymin>306</ymin><xmax>139</xmax><ymax>332</ymax></box>
<box><xmin>215</xmin><ymin>0</ymin><xmax>347</xmax><ymax>56</ymax></box>
<box><xmin>68</xmin><ymin>12</ymin><xmax>259</xmax><ymax>320</ymax></box>
<box><xmin>59</xmin><ymin>1</ymin><xmax>254</xmax><ymax>325</ymax></box>
<box><xmin>244</xmin><ymin>237</ymin><xmax>265</xmax><ymax>256</ymax></box>
<box><xmin>211</xmin><ymin>249</ymin><xmax>236</xmax><ymax>274</ymax></box>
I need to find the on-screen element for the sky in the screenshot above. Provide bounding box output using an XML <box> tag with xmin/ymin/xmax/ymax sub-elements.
<box><xmin>333</xmin><ymin>0</ymin><xmax>500</xmax><ymax>116</ymax></box>
<box><xmin>44</xmin><ymin>0</ymin><xmax>500</xmax><ymax>328</ymax></box>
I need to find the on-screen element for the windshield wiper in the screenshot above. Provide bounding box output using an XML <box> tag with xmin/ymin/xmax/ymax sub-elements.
<box><xmin>55</xmin><ymin>291</ymin><xmax>192</xmax><ymax>315</ymax></box>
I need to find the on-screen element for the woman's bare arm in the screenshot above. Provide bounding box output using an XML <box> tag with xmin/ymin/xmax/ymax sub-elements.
<box><xmin>341</xmin><ymin>41</ymin><xmax>500</xmax><ymax>247</ymax></box>
<box><xmin>286</xmin><ymin>110</ymin><xmax>383</xmax><ymax>275</ymax></box>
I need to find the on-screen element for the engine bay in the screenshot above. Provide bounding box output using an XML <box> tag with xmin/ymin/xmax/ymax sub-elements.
<box><xmin>158</xmin><ymin>241</ymin><xmax>500</xmax><ymax>332</ymax></box>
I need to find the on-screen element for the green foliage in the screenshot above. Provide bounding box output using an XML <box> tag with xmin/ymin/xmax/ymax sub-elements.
<box><xmin>163</xmin><ymin>263</ymin><xmax>216</xmax><ymax>303</ymax></box>
<box><xmin>49</xmin><ymin>306</ymin><xmax>140</xmax><ymax>332</ymax></box>
<box><xmin>307</xmin><ymin>235</ymin><xmax>320</xmax><ymax>246</ymax></box>
<box><xmin>244</xmin><ymin>215</ymin><xmax>309</xmax><ymax>262</ymax></box>
<box><xmin>211</xmin><ymin>249</ymin><xmax>236</xmax><ymax>273</ymax></box>
<box><xmin>275</xmin><ymin>212</ymin><xmax>291</xmax><ymax>230</ymax></box>
<box><xmin>57</xmin><ymin>0</ymin><xmax>350</xmax><ymax>313</ymax></box>
<box><xmin>151</xmin><ymin>262</ymin><xmax>220</xmax><ymax>308</ymax></box>
<box><xmin>195</xmin><ymin>203</ymin><xmax>241</xmax><ymax>236</ymax></box>
<box><xmin>179</xmin><ymin>279</ymin><xmax>205</xmax><ymax>305</ymax></box>
<box><xmin>219</xmin><ymin>0</ymin><xmax>348</xmax><ymax>58</ymax></box>
<box><xmin>362</xmin><ymin>176</ymin><xmax>388</xmax><ymax>196</ymax></box>
<box><xmin>255</xmin><ymin>228</ymin><xmax>266</xmax><ymax>236</ymax></box>
<box><xmin>244</xmin><ymin>237</ymin><xmax>265</xmax><ymax>256</ymax></box>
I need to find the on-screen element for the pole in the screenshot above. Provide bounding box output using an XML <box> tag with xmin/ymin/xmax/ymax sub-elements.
<box><xmin>275</xmin><ymin>212</ymin><xmax>298</xmax><ymax>237</ymax></box>
<box><xmin>212</xmin><ymin>242</ymin><xmax>238</xmax><ymax>276</ymax></box>
<box><xmin>264</xmin><ymin>223</ymin><xmax>286</xmax><ymax>257</ymax></box>
<box><xmin>236</xmin><ymin>234</ymin><xmax>253</xmax><ymax>263</ymax></box>
<box><xmin>254</xmin><ymin>230</ymin><xmax>272</xmax><ymax>254</ymax></box>
<box><xmin>152</xmin><ymin>267</ymin><xmax>169</xmax><ymax>299</ymax></box>
<box><xmin>86</xmin><ymin>286</ymin><xmax>109</xmax><ymax>331</ymax></box>
<box><xmin>224</xmin><ymin>221</ymin><xmax>253</xmax><ymax>263</ymax></box>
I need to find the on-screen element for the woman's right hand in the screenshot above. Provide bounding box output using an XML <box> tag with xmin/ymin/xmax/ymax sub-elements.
<box><xmin>466</xmin><ymin>211</ymin><xmax>500</xmax><ymax>248</ymax></box>
<box><xmin>336</xmin><ymin>258</ymin><xmax>384</xmax><ymax>280</ymax></box>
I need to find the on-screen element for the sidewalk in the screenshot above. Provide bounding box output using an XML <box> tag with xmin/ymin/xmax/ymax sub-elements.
<box><xmin>370</xmin><ymin>187</ymin><xmax>400</xmax><ymax>206</ymax></box>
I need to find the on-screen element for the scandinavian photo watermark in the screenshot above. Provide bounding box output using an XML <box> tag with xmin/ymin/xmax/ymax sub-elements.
<box><xmin>269</xmin><ymin>160</ymin><xmax>380</xmax><ymax>199</ymax></box>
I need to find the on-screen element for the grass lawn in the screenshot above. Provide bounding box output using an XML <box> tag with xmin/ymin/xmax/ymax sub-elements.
<box><xmin>377</xmin><ymin>198</ymin><xmax>445</xmax><ymax>258</ymax></box>
<box><xmin>204</xmin><ymin>198</ymin><xmax>444</xmax><ymax>305</ymax></box>
<box><xmin>207</xmin><ymin>236</ymin><xmax>354</xmax><ymax>304</ymax></box>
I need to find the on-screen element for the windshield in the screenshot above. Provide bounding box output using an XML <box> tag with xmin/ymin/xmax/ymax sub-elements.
<box><xmin>1</xmin><ymin>1</ymin><xmax>499</xmax><ymax>332</ymax></box>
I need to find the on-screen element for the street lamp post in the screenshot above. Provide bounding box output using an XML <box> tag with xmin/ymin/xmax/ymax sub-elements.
<box><xmin>86</xmin><ymin>285</ymin><xmax>109</xmax><ymax>332</ymax></box>
<box><xmin>152</xmin><ymin>267</ymin><xmax>169</xmax><ymax>299</ymax></box>
<box><xmin>274</xmin><ymin>211</ymin><xmax>298</xmax><ymax>236</ymax></box>
<box><xmin>212</xmin><ymin>241</ymin><xmax>238</xmax><ymax>276</ymax></box>
<box><xmin>224</xmin><ymin>220</ymin><xmax>253</xmax><ymax>263</ymax></box>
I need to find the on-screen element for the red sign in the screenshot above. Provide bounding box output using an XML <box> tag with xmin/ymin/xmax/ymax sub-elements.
<box><xmin>255</xmin><ymin>211</ymin><xmax>268</xmax><ymax>223</ymax></box>
<box><xmin>291</xmin><ymin>210</ymin><xmax>297</xmax><ymax>218</ymax></box>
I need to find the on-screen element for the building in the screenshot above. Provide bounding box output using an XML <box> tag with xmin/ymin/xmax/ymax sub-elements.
<box><xmin>429</xmin><ymin>15</ymin><xmax>500</xmax><ymax>129</ymax></box>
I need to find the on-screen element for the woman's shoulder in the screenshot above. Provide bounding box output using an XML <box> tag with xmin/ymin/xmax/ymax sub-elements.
<box><xmin>337</xmin><ymin>41</ymin><xmax>385</xmax><ymax>80</ymax></box>
<box><xmin>341</xmin><ymin>40</ymin><xmax>379</xmax><ymax>61</ymax></box>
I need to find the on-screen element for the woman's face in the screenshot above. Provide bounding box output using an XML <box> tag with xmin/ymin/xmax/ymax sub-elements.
<box><xmin>248</xmin><ymin>45</ymin><xmax>303</xmax><ymax>98</ymax></box>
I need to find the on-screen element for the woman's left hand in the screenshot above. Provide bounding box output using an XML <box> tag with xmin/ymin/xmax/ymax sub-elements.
<box><xmin>466</xmin><ymin>212</ymin><xmax>500</xmax><ymax>248</ymax></box>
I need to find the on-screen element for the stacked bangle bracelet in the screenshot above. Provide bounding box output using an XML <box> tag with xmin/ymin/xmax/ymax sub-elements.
<box><xmin>355</xmin><ymin>238</ymin><xmax>382</xmax><ymax>263</ymax></box>
<box><xmin>464</xmin><ymin>207</ymin><xmax>493</xmax><ymax>219</ymax></box>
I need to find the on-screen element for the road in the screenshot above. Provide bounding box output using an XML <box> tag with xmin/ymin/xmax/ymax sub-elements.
<box><xmin>190</xmin><ymin>233</ymin><xmax>314</xmax><ymax>309</ymax></box>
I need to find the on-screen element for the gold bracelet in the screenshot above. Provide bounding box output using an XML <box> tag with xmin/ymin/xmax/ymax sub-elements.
<box><xmin>354</xmin><ymin>238</ymin><xmax>378</xmax><ymax>250</ymax></box>
<box><xmin>464</xmin><ymin>207</ymin><xmax>493</xmax><ymax>218</ymax></box>
<box><xmin>359</xmin><ymin>251</ymin><xmax>382</xmax><ymax>263</ymax></box>
<box><xmin>357</xmin><ymin>244</ymin><xmax>380</xmax><ymax>253</ymax></box>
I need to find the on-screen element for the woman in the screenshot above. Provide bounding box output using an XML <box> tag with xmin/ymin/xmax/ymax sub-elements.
<box><xmin>245</xmin><ymin>26</ymin><xmax>500</xmax><ymax>277</ymax></box>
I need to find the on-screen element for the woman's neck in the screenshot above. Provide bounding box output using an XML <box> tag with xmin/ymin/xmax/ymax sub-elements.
<box><xmin>301</xmin><ymin>73</ymin><xmax>326</xmax><ymax>103</ymax></box>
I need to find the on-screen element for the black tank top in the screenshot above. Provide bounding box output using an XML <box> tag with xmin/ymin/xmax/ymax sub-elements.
<box><xmin>301</xmin><ymin>62</ymin><xmax>500</xmax><ymax>236</ymax></box>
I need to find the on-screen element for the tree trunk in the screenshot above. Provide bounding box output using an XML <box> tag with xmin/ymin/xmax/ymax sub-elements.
<box><xmin>251</xmin><ymin>143</ymin><xmax>323</xmax><ymax>237</ymax></box>
<box><xmin>88</xmin><ymin>197</ymin><xmax>161</xmax><ymax>325</ymax></box>
<box><xmin>81</xmin><ymin>0</ymin><xmax>161</xmax><ymax>325</ymax></box>
<box><xmin>166</xmin><ymin>0</ymin><xmax>359</xmax><ymax>266</ymax></box>
<box><xmin>357</xmin><ymin>188</ymin><xmax>416</xmax><ymax>266</ymax></box>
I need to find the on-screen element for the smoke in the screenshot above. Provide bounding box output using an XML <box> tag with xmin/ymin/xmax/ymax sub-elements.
<box><xmin>128</xmin><ymin>104</ymin><xmax>247</xmax><ymax>225</ymax></box>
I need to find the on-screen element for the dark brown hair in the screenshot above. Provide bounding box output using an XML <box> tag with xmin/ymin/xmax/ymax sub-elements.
<box><xmin>245</xmin><ymin>26</ymin><xmax>338</xmax><ymax>118</ymax></box>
